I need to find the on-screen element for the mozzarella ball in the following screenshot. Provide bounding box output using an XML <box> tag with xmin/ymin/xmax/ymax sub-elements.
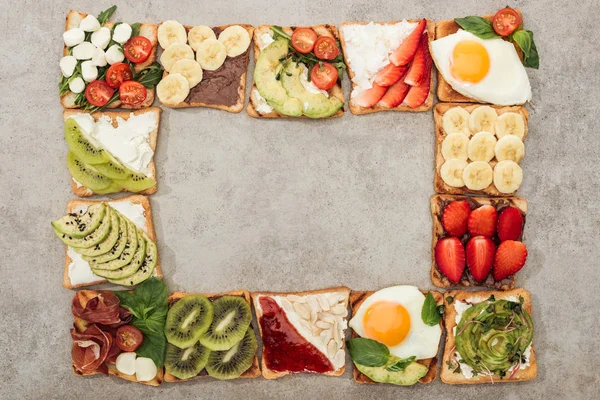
<box><xmin>69</xmin><ymin>77</ymin><xmax>86</xmax><ymax>94</ymax></box>
<box><xmin>105</xmin><ymin>45</ymin><xmax>125</xmax><ymax>64</ymax></box>
<box><xmin>91</xmin><ymin>48</ymin><xmax>107</xmax><ymax>67</ymax></box>
<box><xmin>113</xmin><ymin>23</ymin><xmax>132</xmax><ymax>44</ymax></box>
<box><xmin>72</xmin><ymin>42</ymin><xmax>96</xmax><ymax>60</ymax></box>
<box><xmin>60</xmin><ymin>56</ymin><xmax>78</xmax><ymax>78</ymax></box>
<box><xmin>79</xmin><ymin>15</ymin><xmax>100</xmax><ymax>32</ymax></box>
<box><xmin>91</xmin><ymin>27</ymin><xmax>111</xmax><ymax>49</ymax></box>
<box><xmin>81</xmin><ymin>61</ymin><xmax>98</xmax><ymax>82</ymax></box>
<box><xmin>63</xmin><ymin>28</ymin><xmax>85</xmax><ymax>47</ymax></box>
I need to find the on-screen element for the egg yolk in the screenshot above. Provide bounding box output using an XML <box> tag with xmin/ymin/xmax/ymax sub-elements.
<box><xmin>363</xmin><ymin>301</ymin><xmax>411</xmax><ymax>347</ymax></box>
<box><xmin>450</xmin><ymin>40</ymin><xmax>490</xmax><ymax>83</ymax></box>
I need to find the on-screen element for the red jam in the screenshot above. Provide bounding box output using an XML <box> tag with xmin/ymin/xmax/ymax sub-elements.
<box><xmin>259</xmin><ymin>296</ymin><xmax>333</xmax><ymax>374</ymax></box>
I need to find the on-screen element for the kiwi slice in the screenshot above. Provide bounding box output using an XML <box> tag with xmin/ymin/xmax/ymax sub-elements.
<box><xmin>165</xmin><ymin>295</ymin><xmax>214</xmax><ymax>349</ymax></box>
<box><xmin>92</xmin><ymin>229</ymin><xmax>146</xmax><ymax>280</ymax></box>
<box><xmin>165</xmin><ymin>341</ymin><xmax>210</xmax><ymax>380</ymax></box>
<box><xmin>67</xmin><ymin>152</ymin><xmax>113</xmax><ymax>192</ymax></box>
<box><xmin>92</xmin><ymin>181</ymin><xmax>123</xmax><ymax>195</ymax></box>
<box><xmin>54</xmin><ymin>206</ymin><xmax>112</xmax><ymax>249</ymax></box>
<box><xmin>64</xmin><ymin>118</ymin><xmax>109</xmax><ymax>165</ymax></box>
<box><xmin>116</xmin><ymin>172</ymin><xmax>156</xmax><ymax>193</ymax></box>
<box><xmin>94</xmin><ymin>154</ymin><xmax>130</xmax><ymax>180</ymax></box>
<box><xmin>205</xmin><ymin>327</ymin><xmax>257</xmax><ymax>380</ymax></box>
<box><xmin>51</xmin><ymin>203</ymin><xmax>105</xmax><ymax>238</ymax></box>
<box><xmin>91</xmin><ymin>220</ymin><xmax>138</xmax><ymax>270</ymax></box>
<box><xmin>74</xmin><ymin>210</ymin><xmax>120</xmax><ymax>257</ymax></box>
<box><xmin>82</xmin><ymin>213</ymin><xmax>128</xmax><ymax>263</ymax></box>
<box><xmin>199</xmin><ymin>296</ymin><xmax>252</xmax><ymax>351</ymax></box>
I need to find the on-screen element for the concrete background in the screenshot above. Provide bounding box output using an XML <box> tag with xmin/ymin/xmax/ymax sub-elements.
<box><xmin>1</xmin><ymin>0</ymin><xmax>599</xmax><ymax>398</ymax></box>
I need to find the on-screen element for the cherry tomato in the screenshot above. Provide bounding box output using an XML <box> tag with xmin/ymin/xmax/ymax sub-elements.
<box><xmin>310</xmin><ymin>63</ymin><xmax>338</xmax><ymax>91</ymax></box>
<box><xmin>116</xmin><ymin>325</ymin><xmax>143</xmax><ymax>352</ymax></box>
<box><xmin>119</xmin><ymin>81</ymin><xmax>147</xmax><ymax>105</ymax></box>
<box><xmin>313</xmin><ymin>36</ymin><xmax>340</xmax><ymax>60</ymax></box>
<box><xmin>106</xmin><ymin>63</ymin><xmax>133</xmax><ymax>89</ymax></box>
<box><xmin>492</xmin><ymin>8</ymin><xmax>522</xmax><ymax>36</ymax></box>
<box><xmin>124</xmin><ymin>36</ymin><xmax>152</xmax><ymax>64</ymax></box>
<box><xmin>85</xmin><ymin>80</ymin><xmax>114</xmax><ymax>107</ymax></box>
<box><xmin>291</xmin><ymin>28</ymin><xmax>317</xmax><ymax>54</ymax></box>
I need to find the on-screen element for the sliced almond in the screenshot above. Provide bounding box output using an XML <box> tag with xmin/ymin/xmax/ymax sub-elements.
<box><xmin>310</xmin><ymin>309</ymin><xmax>318</xmax><ymax>325</ymax></box>
<box><xmin>330</xmin><ymin>305</ymin><xmax>347</xmax><ymax>316</ymax></box>
<box><xmin>316</xmin><ymin>320</ymin><xmax>332</xmax><ymax>330</ymax></box>
<box><xmin>307</xmin><ymin>295</ymin><xmax>320</xmax><ymax>311</ymax></box>
<box><xmin>318</xmin><ymin>312</ymin><xmax>335</xmax><ymax>324</ymax></box>
<box><xmin>320</xmin><ymin>329</ymin><xmax>332</xmax><ymax>344</ymax></box>
<box><xmin>280</xmin><ymin>298</ymin><xmax>294</xmax><ymax>314</ymax></box>
<box><xmin>288</xmin><ymin>295</ymin><xmax>306</xmax><ymax>303</ymax></box>
<box><xmin>317</xmin><ymin>296</ymin><xmax>331</xmax><ymax>311</ymax></box>
<box><xmin>327</xmin><ymin>339</ymin><xmax>338</xmax><ymax>358</ymax></box>
<box><xmin>334</xmin><ymin>349</ymin><xmax>345</xmax><ymax>367</ymax></box>
<box><xmin>332</xmin><ymin>320</ymin><xmax>341</xmax><ymax>343</ymax></box>
<box><xmin>293</xmin><ymin>302</ymin><xmax>311</xmax><ymax>320</ymax></box>
<box><xmin>312</xmin><ymin>327</ymin><xmax>323</xmax><ymax>337</ymax></box>
<box><xmin>299</xmin><ymin>319</ymin><xmax>312</xmax><ymax>332</ymax></box>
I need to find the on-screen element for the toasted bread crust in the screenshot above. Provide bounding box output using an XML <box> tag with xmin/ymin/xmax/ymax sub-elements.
<box><xmin>440</xmin><ymin>288</ymin><xmax>537</xmax><ymax>384</ymax></box>
<box><xmin>246</xmin><ymin>24</ymin><xmax>345</xmax><ymax>119</ymax></box>
<box><xmin>251</xmin><ymin>287</ymin><xmax>351</xmax><ymax>379</ymax></box>
<box><xmin>162</xmin><ymin>290</ymin><xmax>261</xmax><ymax>382</ymax></box>
<box><xmin>338</xmin><ymin>20</ymin><xmax>435</xmax><ymax>115</ymax></box>
<box><xmin>62</xmin><ymin>195</ymin><xmax>162</xmax><ymax>289</ymax></box>
<box><xmin>63</xmin><ymin>107</ymin><xmax>162</xmax><ymax>196</ymax></box>
<box><xmin>349</xmin><ymin>290</ymin><xmax>443</xmax><ymax>385</ymax></box>
<box><xmin>434</xmin><ymin>103</ymin><xmax>529</xmax><ymax>196</ymax></box>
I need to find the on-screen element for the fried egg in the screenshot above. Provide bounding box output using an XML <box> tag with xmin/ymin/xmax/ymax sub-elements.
<box><xmin>430</xmin><ymin>30</ymin><xmax>531</xmax><ymax>105</ymax></box>
<box><xmin>349</xmin><ymin>286</ymin><xmax>441</xmax><ymax>360</ymax></box>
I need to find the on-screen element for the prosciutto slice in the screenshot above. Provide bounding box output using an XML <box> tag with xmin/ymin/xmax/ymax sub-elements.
<box><xmin>71</xmin><ymin>325</ymin><xmax>113</xmax><ymax>375</ymax></box>
<box><xmin>72</xmin><ymin>291</ymin><xmax>121</xmax><ymax>325</ymax></box>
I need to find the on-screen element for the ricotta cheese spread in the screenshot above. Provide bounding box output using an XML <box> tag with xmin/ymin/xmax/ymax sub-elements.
<box><xmin>257</xmin><ymin>32</ymin><xmax>275</xmax><ymax>51</ymax></box>
<box><xmin>299</xmin><ymin>64</ymin><xmax>329</xmax><ymax>97</ymax></box>
<box><xmin>341</xmin><ymin>21</ymin><xmax>418</xmax><ymax>101</ymax></box>
<box><xmin>253</xmin><ymin>89</ymin><xmax>274</xmax><ymax>114</ymax></box>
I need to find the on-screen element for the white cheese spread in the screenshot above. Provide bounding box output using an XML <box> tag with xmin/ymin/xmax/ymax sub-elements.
<box><xmin>299</xmin><ymin>64</ymin><xmax>329</xmax><ymax>97</ymax></box>
<box><xmin>257</xmin><ymin>32</ymin><xmax>275</xmax><ymax>51</ymax></box>
<box><xmin>252</xmin><ymin>89</ymin><xmax>274</xmax><ymax>114</ymax></box>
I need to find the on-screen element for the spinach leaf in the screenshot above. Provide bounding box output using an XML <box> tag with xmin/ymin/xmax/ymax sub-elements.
<box><xmin>97</xmin><ymin>5</ymin><xmax>117</xmax><ymax>25</ymax></box>
<box><xmin>454</xmin><ymin>16</ymin><xmax>500</xmax><ymax>40</ymax></box>
<box><xmin>346</xmin><ymin>337</ymin><xmax>390</xmax><ymax>367</ymax></box>
<box><xmin>386</xmin><ymin>356</ymin><xmax>416</xmax><ymax>372</ymax></box>
<box><xmin>512</xmin><ymin>30</ymin><xmax>539</xmax><ymax>69</ymax></box>
<box><xmin>421</xmin><ymin>292</ymin><xmax>442</xmax><ymax>326</ymax></box>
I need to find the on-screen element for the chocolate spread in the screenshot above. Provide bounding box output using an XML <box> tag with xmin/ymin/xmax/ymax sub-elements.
<box><xmin>184</xmin><ymin>27</ymin><xmax>249</xmax><ymax>107</ymax></box>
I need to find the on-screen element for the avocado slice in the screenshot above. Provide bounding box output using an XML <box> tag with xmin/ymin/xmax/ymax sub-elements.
<box><xmin>107</xmin><ymin>230</ymin><xmax>157</xmax><ymax>286</ymax></box>
<box><xmin>92</xmin><ymin>229</ymin><xmax>146</xmax><ymax>280</ymax></box>
<box><xmin>280</xmin><ymin>62</ymin><xmax>343</xmax><ymax>119</ymax></box>
<box><xmin>83</xmin><ymin>215</ymin><xmax>128</xmax><ymax>264</ymax></box>
<box><xmin>90</xmin><ymin>219</ymin><xmax>138</xmax><ymax>270</ymax></box>
<box><xmin>354</xmin><ymin>362</ymin><xmax>429</xmax><ymax>386</ymax></box>
<box><xmin>52</xmin><ymin>203</ymin><xmax>106</xmax><ymax>239</ymax></box>
<box><xmin>74</xmin><ymin>210</ymin><xmax>120</xmax><ymax>257</ymax></box>
<box><xmin>254</xmin><ymin>39</ymin><xmax>303</xmax><ymax>117</ymax></box>
<box><xmin>55</xmin><ymin>206</ymin><xmax>112</xmax><ymax>249</ymax></box>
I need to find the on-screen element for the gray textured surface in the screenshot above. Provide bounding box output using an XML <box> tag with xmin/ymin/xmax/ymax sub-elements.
<box><xmin>1</xmin><ymin>0</ymin><xmax>599</xmax><ymax>399</ymax></box>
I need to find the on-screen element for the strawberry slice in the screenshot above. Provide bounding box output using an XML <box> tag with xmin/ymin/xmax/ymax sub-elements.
<box><xmin>404</xmin><ymin>34</ymin><xmax>430</xmax><ymax>86</ymax></box>
<box><xmin>442</xmin><ymin>200</ymin><xmax>472</xmax><ymax>237</ymax></box>
<box><xmin>390</xmin><ymin>18</ymin><xmax>427</xmax><ymax>66</ymax></box>
<box><xmin>497</xmin><ymin>207</ymin><xmax>524</xmax><ymax>242</ymax></box>
<box><xmin>374</xmin><ymin>64</ymin><xmax>407</xmax><ymax>87</ymax></box>
<box><xmin>353</xmin><ymin>84</ymin><xmax>387</xmax><ymax>108</ymax></box>
<box><xmin>404</xmin><ymin>71</ymin><xmax>430</xmax><ymax>108</ymax></box>
<box><xmin>493</xmin><ymin>240</ymin><xmax>528</xmax><ymax>280</ymax></box>
<box><xmin>467</xmin><ymin>205</ymin><xmax>498</xmax><ymax>237</ymax></box>
<box><xmin>435</xmin><ymin>237</ymin><xmax>465</xmax><ymax>283</ymax></box>
<box><xmin>466</xmin><ymin>236</ymin><xmax>495</xmax><ymax>282</ymax></box>
<box><xmin>378</xmin><ymin>79</ymin><xmax>410</xmax><ymax>108</ymax></box>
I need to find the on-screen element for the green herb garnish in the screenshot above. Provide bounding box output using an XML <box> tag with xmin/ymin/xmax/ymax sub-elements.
<box><xmin>386</xmin><ymin>356</ymin><xmax>416</xmax><ymax>372</ymax></box>
<box><xmin>421</xmin><ymin>292</ymin><xmax>443</xmax><ymax>326</ymax></box>
<box><xmin>346</xmin><ymin>337</ymin><xmax>389</xmax><ymax>367</ymax></box>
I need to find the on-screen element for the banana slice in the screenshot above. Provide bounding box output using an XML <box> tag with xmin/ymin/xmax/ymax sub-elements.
<box><xmin>160</xmin><ymin>43</ymin><xmax>194</xmax><ymax>72</ymax></box>
<box><xmin>469</xmin><ymin>106</ymin><xmax>498</xmax><ymax>135</ymax></box>
<box><xmin>170</xmin><ymin>59</ymin><xmax>203</xmax><ymax>88</ymax></box>
<box><xmin>188</xmin><ymin>25</ymin><xmax>216</xmax><ymax>52</ymax></box>
<box><xmin>442</xmin><ymin>107</ymin><xmax>471</xmax><ymax>136</ymax></box>
<box><xmin>156</xmin><ymin>73</ymin><xmax>190</xmax><ymax>106</ymax></box>
<box><xmin>468</xmin><ymin>131</ymin><xmax>497</xmax><ymax>162</ymax></box>
<box><xmin>494</xmin><ymin>160</ymin><xmax>523</xmax><ymax>193</ymax></box>
<box><xmin>495</xmin><ymin>135</ymin><xmax>525</xmax><ymax>163</ymax></box>
<box><xmin>495</xmin><ymin>112</ymin><xmax>525</xmax><ymax>139</ymax></box>
<box><xmin>218</xmin><ymin>25</ymin><xmax>251</xmax><ymax>57</ymax></box>
<box><xmin>440</xmin><ymin>158</ymin><xmax>467</xmax><ymax>188</ymax></box>
<box><xmin>196</xmin><ymin>38</ymin><xmax>227</xmax><ymax>71</ymax></box>
<box><xmin>158</xmin><ymin>20</ymin><xmax>187</xmax><ymax>49</ymax></box>
<box><xmin>463</xmin><ymin>161</ymin><xmax>493</xmax><ymax>191</ymax></box>
<box><xmin>441</xmin><ymin>133</ymin><xmax>469</xmax><ymax>161</ymax></box>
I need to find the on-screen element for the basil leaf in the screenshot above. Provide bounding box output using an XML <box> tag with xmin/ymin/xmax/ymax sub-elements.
<box><xmin>386</xmin><ymin>356</ymin><xmax>416</xmax><ymax>372</ymax></box>
<box><xmin>421</xmin><ymin>292</ymin><xmax>442</xmax><ymax>326</ymax></box>
<box><xmin>513</xmin><ymin>30</ymin><xmax>539</xmax><ymax>69</ymax></box>
<box><xmin>132</xmin><ymin>325</ymin><xmax>166</xmax><ymax>367</ymax></box>
<box><xmin>346</xmin><ymin>338</ymin><xmax>390</xmax><ymax>367</ymax></box>
<box><xmin>454</xmin><ymin>16</ymin><xmax>500</xmax><ymax>40</ymax></box>
<box><xmin>97</xmin><ymin>5</ymin><xmax>117</xmax><ymax>25</ymax></box>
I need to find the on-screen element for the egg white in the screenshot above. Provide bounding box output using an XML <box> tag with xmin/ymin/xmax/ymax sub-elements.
<box><xmin>430</xmin><ymin>30</ymin><xmax>532</xmax><ymax>105</ymax></box>
<box><xmin>349</xmin><ymin>285</ymin><xmax>441</xmax><ymax>360</ymax></box>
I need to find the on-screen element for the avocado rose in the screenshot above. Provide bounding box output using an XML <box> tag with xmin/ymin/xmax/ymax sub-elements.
<box><xmin>455</xmin><ymin>297</ymin><xmax>533</xmax><ymax>377</ymax></box>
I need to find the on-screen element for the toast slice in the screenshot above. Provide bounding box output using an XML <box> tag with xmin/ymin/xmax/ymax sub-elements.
<box><xmin>434</xmin><ymin>103</ymin><xmax>529</xmax><ymax>196</ymax></box>
<box><xmin>163</xmin><ymin>290</ymin><xmax>261</xmax><ymax>382</ymax></box>
<box><xmin>63</xmin><ymin>107</ymin><xmax>162</xmax><ymax>196</ymax></box>
<box><xmin>158</xmin><ymin>23</ymin><xmax>253</xmax><ymax>112</ymax></box>
<box><xmin>61</xmin><ymin>10</ymin><xmax>158</xmax><ymax>109</ymax></box>
<box><xmin>349</xmin><ymin>290</ymin><xmax>443</xmax><ymax>385</ymax></box>
<box><xmin>246</xmin><ymin>24</ymin><xmax>345</xmax><ymax>119</ymax></box>
<box><xmin>338</xmin><ymin>20</ymin><xmax>435</xmax><ymax>115</ymax></box>
<box><xmin>62</xmin><ymin>194</ymin><xmax>162</xmax><ymax>289</ymax></box>
<box><xmin>441</xmin><ymin>288</ymin><xmax>537</xmax><ymax>384</ymax></box>
<box><xmin>71</xmin><ymin>289</ymin><xmax>164</xmax><ymax>386</ymax></box>
<box><xmin>430</xmin><ymin>194</ymin><xmax>527</xmax><ymax>290</ymax></box>
<box><xmin>251</xmin><ymin>287</ymin><xmax>351</xmax><ymax>379</ymax></box>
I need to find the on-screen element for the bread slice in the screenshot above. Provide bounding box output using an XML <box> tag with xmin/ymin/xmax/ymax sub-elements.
<box><xmin>440</xmin><ymin>288</ymin><xmax>537</xmax><ymax>384</ymax></box>
<box><xmin>71</xmin><ymin>289</ymin><xmax>164</xmax><ymax>386</ymax></box>
<box><xmin>430</xmin><ymin>194</ymin><xmax>527</xmax><ymax>290</ymax></box>
<box><xmin>246</xmin><ymin>25</ymin><xmax>345</xmax><ymax>119</ymax></box>
<box><xmin>349</xmin><ymin>290</ymin><xmax>443</xmax><ymax>385</ymax></box>
<box><xmin>157</xmin><ymin>24</ymin><xmax>253</xmax><ymax>112</ymax></box>
<box><xmin>163</xmin><ymin>290</ymin><xmax>261</xmax><ymax>382</ymax></box>
<box><xmin>62</xmin><ymin>194</ymin><xmax>162</xmax><ymax>289</ymax></box>
<box><xmin>434</xmin><ymin>103</ymin><xmax>529</xmax><ymax>196</ymax></box>
<box><xmin>250</xmin><ymin>286</ymin><xmax>351</xmax><ymax>379</ymax></box>
<box><xmin>61</xmin><ymin>10</ymin><xmax>158</xmax><ymax>109</ymax></box>
<box><xmin>63</xmin><ymin>107</ymin><xmax>162</xmax><ymax>196</ymax></box>
<box><xmin>338</xmin><ymin>20</ymin><xmax>435</xmax><ymax>115</ymax></box>
<box><xmin>434</xmin><ymin>12</ymin><xmax>523</xmax><ymax>103</ymax></box>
